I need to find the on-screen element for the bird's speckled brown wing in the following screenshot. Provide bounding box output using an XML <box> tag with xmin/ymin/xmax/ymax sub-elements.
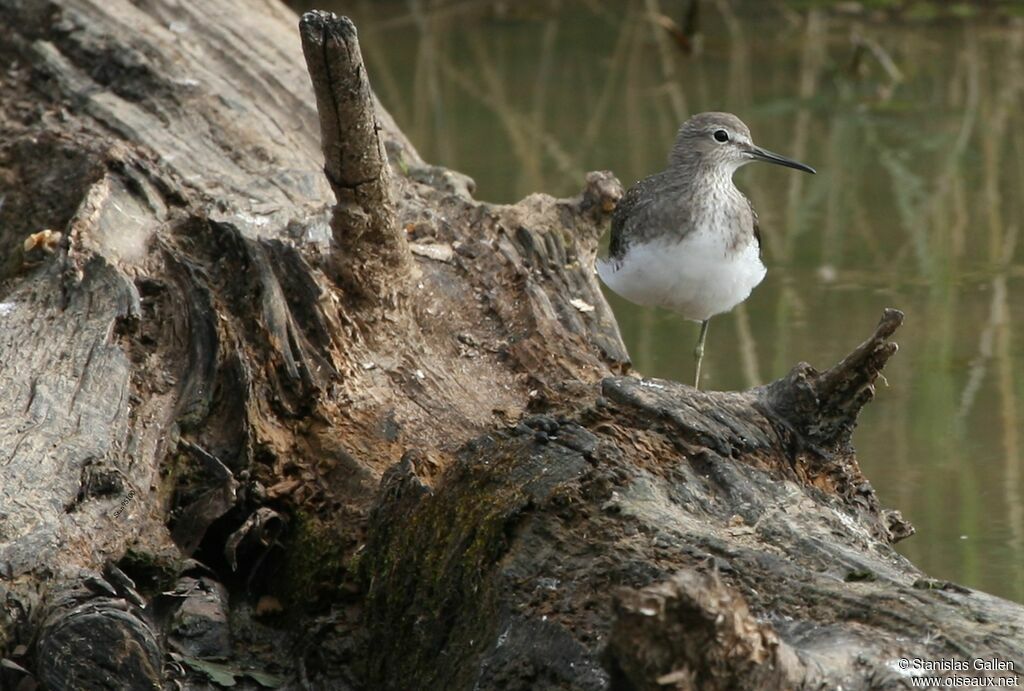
<box><xmin>745</xmin><ymin>194</ymin><xmax>761</xmax><ymax>249</ymax></box>
<box><xmin>607</xmin><ymin>185</ymin><xmax>642</xmax><ymax>263</ymax></box>
<box><xmin>608</xmin><ymin>171</ymin><xmax>687</xmax><ymax>264</ymax></box>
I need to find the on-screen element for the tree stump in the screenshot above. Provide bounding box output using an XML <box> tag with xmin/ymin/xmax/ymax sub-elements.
<box><xmin>0</xmin><ymin>2</ymin><xmax>1020</xmax><ymax>690</ymax></box>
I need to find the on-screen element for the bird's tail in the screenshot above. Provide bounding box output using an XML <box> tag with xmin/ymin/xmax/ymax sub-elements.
<box><xmin>595</xmin><ymin>256</ymin><xmax>617</xmax><ymax>283</ymax></box>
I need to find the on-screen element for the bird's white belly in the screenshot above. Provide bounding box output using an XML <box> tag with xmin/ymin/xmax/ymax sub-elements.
<box><xmin>598</xmin><ymin>232</ymin><xmax>766</xmax><ymax>321</ymax></box>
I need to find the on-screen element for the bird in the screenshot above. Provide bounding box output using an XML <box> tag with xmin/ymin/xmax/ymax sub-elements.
<box><xmin>597</xmin><ymin>112</ymin><xmax>815</xmax><ymax>389</ymax></box>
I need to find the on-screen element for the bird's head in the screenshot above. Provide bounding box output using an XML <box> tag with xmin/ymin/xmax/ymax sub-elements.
<box><xmin>670</xmin><ymin>112</ymin><xmax>816</xmax><ymax>176</ymax></box>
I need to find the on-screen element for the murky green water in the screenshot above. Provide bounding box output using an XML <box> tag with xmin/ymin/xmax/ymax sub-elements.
<box><xmin>290</xmin><ymin>1</ymin><xmax>1024</xmax><ymax>602</ymax></box>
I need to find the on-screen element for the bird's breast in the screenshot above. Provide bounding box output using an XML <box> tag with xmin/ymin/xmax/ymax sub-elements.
<box><xmin>690</xmin><ymin>186</ymin><xmax>753</xmax><ymax>250</ymax></box>
<box><xmin>598</xmin><ymin>228</ymin><xmax>765</xmax><ymax>322</ymax></box>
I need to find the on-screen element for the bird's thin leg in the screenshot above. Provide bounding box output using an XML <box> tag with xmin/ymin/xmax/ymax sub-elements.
<box><xmin>693</xmin><ymin>319</ymin><xmax>710</xmax><ymax>389</ymax></box>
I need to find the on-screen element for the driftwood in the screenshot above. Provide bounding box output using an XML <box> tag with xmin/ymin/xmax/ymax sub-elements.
<box><xmin>0</xmin><ymin>2</ymin><xmax>1020</xmax><ymax>690</ymax></box>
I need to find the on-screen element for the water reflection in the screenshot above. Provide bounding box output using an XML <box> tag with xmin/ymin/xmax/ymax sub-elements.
<box><xmin>288</xmin><ymin>0</ymin><xmax>1024</xmax><ymax>602</ymax></box>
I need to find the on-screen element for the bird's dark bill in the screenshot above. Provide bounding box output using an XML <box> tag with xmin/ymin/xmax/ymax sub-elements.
<box><xmin>748</xmin><ymin>146</ymin><xmax>816</xmax><ymax>174</ymax></box>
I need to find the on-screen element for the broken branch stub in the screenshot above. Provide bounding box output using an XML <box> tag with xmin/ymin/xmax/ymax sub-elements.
<box><xmin>762</xmin><ymin>307</ymin><xmax>904</xmax><ymax>451</ymax></box>
<box><xmin>299</xmin><ymin>11</ymin><xmax>411</xmax><ymax>308</ymax></box>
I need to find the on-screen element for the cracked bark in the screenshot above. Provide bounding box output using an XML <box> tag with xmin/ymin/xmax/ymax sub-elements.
<box><xmin>299</xmin><ymin>10</ymin><xmax>411</xmax><ymax>311</ymax></box>
<box><xmin>0</xmin><ymin>3</ymin><xmax>1020</xmax><ymax>691</ymax></box>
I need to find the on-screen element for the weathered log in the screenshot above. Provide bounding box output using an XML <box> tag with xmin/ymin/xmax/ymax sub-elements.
<box><xmin>357</xmin><ymin>309</ymin><xmax>1020</xmax><ymax>689</ymax></box>
<box><xmin>607</xmin><ymin>570</ymin><xmax>805</xmax><ymax>691</ymax></box>
<box><xmin>299</xmin><ymin>10</ymin><xmax>411</xmax><ymax>310</ymax></box>
<box><xmin>0</xmin><ymin>2</ymin><xmax>1020</xmax><ymax>690</ymax></box>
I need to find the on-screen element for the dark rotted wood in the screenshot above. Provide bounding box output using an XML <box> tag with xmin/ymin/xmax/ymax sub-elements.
<box><xmin>358</xmin><ymin>313</ymin><xmax>1021</xmax><ymax>690</ymax></box>
<box><xmin>0</xmin><ymin>2</ymin><xmax>1020</xmax><ymax>691</ymax></box>
<box><xmin>606</xmin><ymin>570</ymin><xmax>805</xmax><ymax>691</ymax></box>
<box><xmin>36</xmin><ymin>579</ymin><xmax>162</xmax><ymax>691</ymax></box>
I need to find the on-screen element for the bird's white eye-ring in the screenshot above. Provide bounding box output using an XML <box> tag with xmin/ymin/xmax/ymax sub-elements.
<box><xmin>713</xmin><ymin>129</ymin><xmax>729</xmax><ymax>143</ymax></box>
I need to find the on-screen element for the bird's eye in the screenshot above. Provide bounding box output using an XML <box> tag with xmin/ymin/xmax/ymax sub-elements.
<box><xmin>713</xmin><ymin>129</ymin><xmax>729</xmax><ymax>143</ymax></box>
